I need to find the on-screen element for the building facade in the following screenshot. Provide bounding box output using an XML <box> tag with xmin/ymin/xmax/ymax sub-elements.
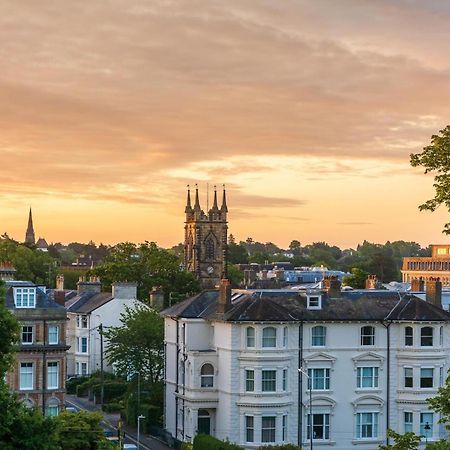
<box><xmin>163</xmin><ymin>279</ymin><xmax>450</xmax><ymax>449</ymax></box>
<box><xmin>184</xmin><ymin>186</ymin><xmax>228</xmax><ymax>289</ymax></box>
<box><xmin>402</xmin><ymin>245</ymin><xmax>450</xmax><ymax>286</ymax></box>
<box><xmin>5</xmin><ymin>281</ymin><xmax>68</xmax><ymax>416</ymax></box>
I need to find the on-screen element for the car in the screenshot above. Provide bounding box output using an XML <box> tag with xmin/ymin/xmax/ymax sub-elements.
<box><xmin>123</xmin><ymin>444</ymin><xmax>138</xmax><ymax>450</ymax></box>
<box><xmin>64</xmin><ymin>406</ymin><xmax>77</xmax><ymax>413</ymax></box>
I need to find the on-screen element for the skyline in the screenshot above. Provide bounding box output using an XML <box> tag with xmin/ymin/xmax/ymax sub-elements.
<box><xmin>1</xmin><ymin>1</ymin><xmax>450</xmax><ymax>248</ymax></box>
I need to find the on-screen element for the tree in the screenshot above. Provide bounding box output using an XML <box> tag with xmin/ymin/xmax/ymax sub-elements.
<box><xmin>410</xmin><ymin>125</ymin><xmax>450</xmax><ymax>233</ymax></box>
<box><xmin>378</xmin><ymin>429</ymin><xmax>421</xmax><ymax>450</ymax></box>
<box><xmin>343</xmin><ymin>268</ymin><xmax>369</xmax><ymax>289</ymax></box>
<box><xmin>103</xmin><ymin>305</ymin><xmax>164</xmax><ymax>383</ymax></box>
<box><xmin>427</xmin><ymin>370</ymin><xmax>450</xmax><ymax>424</ymax></box>
<box><xmin>228</xmin><ymin>242</ymin><xmax>249</xmax><ymax>264</ymax></box>
<box><xmin>288</xmin><ymin>240</ymin><xmax>302</xmax><ymax>256</ymax></box>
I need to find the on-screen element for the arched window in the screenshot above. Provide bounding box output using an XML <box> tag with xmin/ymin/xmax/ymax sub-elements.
<box><xmin>205</xmin><ymin>238</ymin><xmax>215</xmax><ymax>260</ymax></box>
<box><xmin>404</xmin><ymin>327</ymin><xmax>413</xmax><ymax>346</ymax></box>
<box><xmin>200</xmin><ymin>363</ymin><xmax>214</xmax><ymax>387</ymax></box>
<box><xmin>246</xmin><ymin>327</ymin><xmax>255</xmax><ymax>348</ymax></box>
<box><xmin>187</xmin><ymin>232</ymin><xmax>194</xmax><ymax>260</ymax></box>
<box><xmin>262</xmin><ymin>327</ymin><xmax>277</xmax><ymax>348</ymax></box>
<box><xmin>421</xmin><ymin>327</ymin><xmax>433</xmax><ymax>347</ymax></box>
<box><xmin>312</xmin><ymin>326</ymin><xmax>326</xmax><ymax>346</ymax></box>
<box><xmin>46</xmin><ymin>398</ymin><xmax>60</xmax><ymax>417</ymax></box>
<box><xmin>361</xmin><ymin>326</ymin><xmax>375</xmax><ymax>346</ymax></box>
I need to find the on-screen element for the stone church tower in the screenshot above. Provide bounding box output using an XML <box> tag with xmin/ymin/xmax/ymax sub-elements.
<box><xmin>184</xmin><ymin>185</ymin><xmax>228</xmax><ymax>289</ymax></box>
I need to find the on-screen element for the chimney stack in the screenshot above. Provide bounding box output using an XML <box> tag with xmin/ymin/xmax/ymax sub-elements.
<box><xmin>411</xmin><ymin>277</ymin><xmax>425</xmax><ymax>291</ymax></box>
<box><xmin>217</xmin><ymin>278</ymin><xmax>231</xmax><ymax>315</ymax></box>
<box><xmin>365</xmin><ymin>275</ymin><xmax>377</xmax><ymax>290</ymax></box>
<box><xmin>53</xmin><ymin>290</ymin><xmax>66</xmax><ymax>306</ymax></box>
<box><xmin>149</xmin><ymin>286</ymin><xmax>164</xmax><ymax>310</ymax></box>
<box><xmin>426</xmin><ymin>277</ymin><xmax>442</xmax><ymax>309</ymax></box>
<box><xmin>77</xmin><ymin>276</ymin><xmax>102</xmax><ymax>294</ymax></box>
<box><xmin>56</xmin><ymin>274</ymin><xmax>65</xmax><ymax>291</ymax></box>
<box><xmin>323</xmin><ymin>275</ymin><xmax>341</xmax><ymax>298</ymax></box>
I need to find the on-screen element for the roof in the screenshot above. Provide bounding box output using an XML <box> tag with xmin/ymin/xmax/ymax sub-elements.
<box><xmin>36</xmin><ymin>237</ymin><xmax>48</xmax><ymax>248</ymax></box>
<box><xmin>66</xmin><ymin>291</ymin><xmax>114</xmax><ymax>314</ymax></box>
<box><xmin>161</xmin><ymin>289</ymin><xmax>450</xmax><ymax>323</ymax></box>
<box><xmin>4</xmin><ymin>282</ymin><xmax>65</xmax><ymax>310</ymax></box>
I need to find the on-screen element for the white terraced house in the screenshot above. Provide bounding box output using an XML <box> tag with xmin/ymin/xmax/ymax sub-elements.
<box><xmin>162</xmin><ymin>277</ymin><xmax>450</xmax><ymax>449</ymax></box>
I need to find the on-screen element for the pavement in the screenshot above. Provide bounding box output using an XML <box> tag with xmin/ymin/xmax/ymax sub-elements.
<box><xmin>66</xmin><ymin>394</ymin><xmax>173</xmax><ymax>450</ymax></box>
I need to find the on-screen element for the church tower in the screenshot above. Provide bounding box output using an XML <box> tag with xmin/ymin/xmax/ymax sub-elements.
<box><xmin>184</xmin><ymin>185</ymin><xmax>228</xmax><ymax>289</ymax></box>
<box><xmin>25</xmin><ymin>208</ymin><xmax>36</xmax><ymax>245</ymax></box>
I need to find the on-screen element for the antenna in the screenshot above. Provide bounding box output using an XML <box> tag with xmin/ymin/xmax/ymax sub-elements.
<box><xmin>206</xmin><ymin>182</ymin><xmax>209</xmax><ymax>211</ymax></box>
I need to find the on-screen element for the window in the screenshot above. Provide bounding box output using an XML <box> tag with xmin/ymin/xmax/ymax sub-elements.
<box><xmin>261</xmin><ymin>416</ymin><xmax>276</xmax><ymax>443</ymax></box>
<box><xmin>47</xmin><ymin>362</ymin><xmax>59</xmax><ymax>389</ymax></box>
<box><xmin>246</xmin><ymin>416</ymin><xmax>254</xmax><ymax>442</ymax></box>
<box><xmin>77</xmin><ymin>362</ymin><xmax>88</xmax><ymax>376</ymax></box>
<box><xmin>404</xmin><ymin>412</ymin><xmax>413</xmax><ymax>433</ymax></box>
<box><xmin>440</xmin><ymin>367</ymin><xmax>444</xmax><ymax>386</ymax></box>
<box><xmin>421</xmin><ymin>327</ymin><xmax>433</xmax><ymax>346</ymax></box>
<box><xmin>262</xmin><ymin>370</ymin><xmax>277</xmax><ymax>392</ymax></box>
<box><xmin>283</xmin><ymin>327</ymin><xmax>288</xmax><ymax>347</ymax></box>
<box><xmin>245</xmin><ymin>370</ymin><xmax>254</xmax><ymax>392</ymax></box>
<box><xmin>19</xmin><ymin>362</ymin><xmax>33</xmax><ymax>390</ymax></box>
<box><xmin>440</xmin><ymin>326</ymin><xmax>444</xmax><ymax>346</ymax></box>
<box><xmin>200</xmin><ymin>363</ymin><xmax>214</xmax><ymax>388</ymax></box>
<box><xmin>356</xmin><ymin>412</ymin><xmax>378</xmax><ymax>439</ymax></box>
<box><xmin>404</xmin><ymin>368</ymin><xmax>413</xmax><ymax>388</ymax></box>
<box><xmin>361</xmin><ymin>326</ymin><xmax>375</xmax><ymax>346</ymax></box>
<box><xmin>21</xmin><ymin>326</ymin><xmax>33</xmax><ymax>344</ymax></box>
<box><xmin>308</xmin><ymin>368</ymin><xmax>330</xmax><ymax>390</ymax></box>
<box><xmin>246</xmin><ymin>327</ymin><xmax>255</xmax><ymax>348</ymax></box>
<box><xmin>14</xmin><ymin>288</ymin><xmax>36</xmax><ymax>308</ymax></box>
<box><xmin>420</xmin><ymin>368</ymin><xmax>434</xmax><ymax>388</ymax></box>
<box><xmin>420</xmin><ymin>413</ymin><xmax>433</xmax><ymax>438</ymax></box>
<box><xmin>307</xmin><ymin>414</ymin><xmax>330</xmax><ymax>440</ymax></box>
<box><xmin>282</xmin><ymin>369</ymin><xmax>288</xmax><ymax>391</ymax></box>
<box><xmin>357</xmin><ymin>367</ymin><xmax>379</xmax><ymax>389</ymax></box>
<box><xmin>46</xmin><ymin>405</ymin><xmax>59</xmax><ymax>417</ymax></box>
<box><xmin>262</xmin><ymin>327</ymin><xmax>277</xmax><ymax>348</ymax></box>
<box><xmin>312</xmin><ymin>326</ymin><xmax>326</xmax><ymax>346</ymax></box>
<box><xmin>48</xmin><ymin>326</ymin><xmax>59</xmax><ymax>344</ymax></box>
<box><xmin>282</xmin><ymin>415</ymin><xmax>287</xmax><ymax>441</ymax></box>
<box><xmin>405</xmin><ymin>327</ymin><xmax>413</xmax><ymax>346</ymax></box>
<box><xmin>77</xmin><ymin>337</ymin><xmax>88</xmax><ymax>353</ymax></box>
<box><xmin>77</xmin><ymin>315</ymin><xmax>88</xmax><ymax>329</ymax></box>
<box><xmin>205</xmin><ymin>238</ymin><xmax>215</xmax><ymax>259</ymax></box>
<box><xmin>307</xmin><ymin>295</ymin><xmax>321</xmax><ymax>309</ymax></box>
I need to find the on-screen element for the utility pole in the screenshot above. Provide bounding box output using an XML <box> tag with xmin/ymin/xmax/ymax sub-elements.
<box><xmin>137</xmin><ymin>415</ymin><xmax>145</xmax><ymax>450</ymax></box>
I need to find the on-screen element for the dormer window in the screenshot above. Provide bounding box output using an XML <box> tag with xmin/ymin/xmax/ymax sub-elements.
<box><xmin>307</xmin><ymin>295</ymin><xmax>322</xmax><ymax>310</ymax></box>
<box><xmin>14</xmin><ymin>288</ymin><xmax>36</xmax><ymax>308</ymax></box>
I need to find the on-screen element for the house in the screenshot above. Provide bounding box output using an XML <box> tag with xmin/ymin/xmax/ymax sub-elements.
<box><xmin>59</xmin><ymin>277</ymin><xmax>141</xmax><ymax>377</ymax></box>
<box><xmin>162</xmin><ymin>277</ymin><xmax>450</xmax><ymax>449</ymax></box>
<box><xmin>4</xmin><ymin>280</ymin><xmax>69</xmax><ymax>416</ymax></box>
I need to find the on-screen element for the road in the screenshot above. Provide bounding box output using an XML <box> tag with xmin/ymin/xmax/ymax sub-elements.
<box><xmin>66</xmin><ymin>395</ymin><xmax>173</xmax><ymax>450</ymax></box>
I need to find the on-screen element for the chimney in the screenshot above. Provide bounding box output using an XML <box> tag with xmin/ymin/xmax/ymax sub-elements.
<box><xmin>77</xmin><ymin>276</ymin><xmax>102</xmax><ymax>294</ymax></box>
<box><xmin>217</xmin><ymin>278</ymin><xmax>231</xmax><ymax>315</ymax></box>
<box><xmin>426</xmin><ymin>277</ymin><xmax>442</xmax><ymax>309</ymax></box>
<box><xmin>54</xmin><ymin>290</ymin><xmax>66</xmax><ymax>306</ymax></box>
<box><xmin>56</xmin><ymin>274</ymin><xmax>65</xmax><ymax>291</ymax></box>
<box><xmin>149</xmin><ymin>286</ymin><xmax>164</xmax><ymax>310</ymax></box>
<box><xmin>323</xmin><ymin>275</ymin><xmax>341</xmax><ymax>298</ymax></box>
<box><xmin>244</xmin><ymin>269</ymin><xmax>256</xmax><ymax>288</ymax></box>
<box><xmin>112</xmin><ymin>282</ymin><xmax>138</xmax><ymax>300</ymax></box>
<box><xmin>411</xmin><ymin>277</ymin><xmax>425</xmax><ymax>291</ymax></box>
<box><xmin>261</xmin><ymin>269</ymin><xmax>268</xmax><ymax>280</ymax></box>
<box><xmin>365</xmin><ymin>275</ymin><xmax>377</xmax><ymax>290</ymax></box>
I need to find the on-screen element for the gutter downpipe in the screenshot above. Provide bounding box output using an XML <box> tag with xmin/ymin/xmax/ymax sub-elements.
<box><xmin>175</xmin><ymin>318</ymin><xmax>180</xmax><ymax>440</ymax></box>
<box><xmin>42</xmin><ymin>319</ymin><xmax>47</xmax><ymax>415</ymax></box>
<box><xmin>181</xmin><ymin>323</ymin><xmax>187</xmax><ymax>439</ymax></box>
<box><xmin>298</xmin><ymin>319</ymin><xmax>304</xmax><ymax>448</ymax></box>
<box><xmin>382</xmin><ymin>320</ymin><xmax>391</xmax><ymax>446</ymax></box>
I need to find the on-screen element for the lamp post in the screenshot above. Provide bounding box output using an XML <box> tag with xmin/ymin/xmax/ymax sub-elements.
<box><xmin>137</xmin><ymin>414</ymin><xmax>145</xmax><ymax>450</ymax></box>
<box><xmin>299</xmin><ymin>368</ymin><xmax>313</xmax><ymax>450</ymax></box>
<box><xmin>424</xmin><ymin>421</ymin><xmax>431</xmax><ymax>445</ymax></box>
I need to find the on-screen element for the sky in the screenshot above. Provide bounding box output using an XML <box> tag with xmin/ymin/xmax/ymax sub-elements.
<box><xmin>1</xmin><ymin>0</ymin><xmax>450</xmax><ymax>249</ymax></box>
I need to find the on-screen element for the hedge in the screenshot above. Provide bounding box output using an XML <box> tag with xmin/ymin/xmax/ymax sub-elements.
<box><xmin>66</xmin><ymin>376</ymin><xmax>89</xmax><ymax>395</ymax></box>
<box><xmin>193</xmin><ymin>434</ymin><xmax>243</xmax><ymax>450</ymax></box>
<box><xmin>102</xmin><ymin>402</ymin><xmax>124</xmax><ymax>413</ymax></box>
<box><xmin>92</xmin><ymin>381</ymin><xmax>128</xmax><ymax>403</ymax></box>
<box><xmin>181</xmin><ymin>443</ymin><xmax>193</xmax><ymax>450</ymax></box>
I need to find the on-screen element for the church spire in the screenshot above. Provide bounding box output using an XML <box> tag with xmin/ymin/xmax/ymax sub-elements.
<box><xmin>211</xmin><ymin>185</ymin><xmax>219</xmax><ymax>211</ymax></box>
<box><xmin>25</xmin><ymin>207</ymin><xmax>36</xmax><ymax>245</ymax></box>
<box><xmin>185</xmin><ymin>185</ymin><xmax>193</xmax><ymax>213</ymax></box>
<box><xmin>220</xmin><ymin>185</ymin><xmax>228</xmax><ymax>213</ymax></box>
<box><xmin>193</xmin><ymin>184</ymin><xmax>201</xmax><ymax>211</ymax></box>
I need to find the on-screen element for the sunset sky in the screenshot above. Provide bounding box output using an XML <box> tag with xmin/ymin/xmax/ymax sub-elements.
<box><xmin>1</xmin><ymin>0</ymin><xmax>450</xmax><ymax>249</ymax></box>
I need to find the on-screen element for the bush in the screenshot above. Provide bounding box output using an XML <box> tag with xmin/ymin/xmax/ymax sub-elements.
<box><xmin>75</xmin><ymin>380</ymin><xmax>93</xmax><ymax>397</ymax></box>
<box><xmin>259</xmin><ymin>445</ymin><xmax>301</xmax><ymax>450</ymax></box>
<box><xmin>92</xmin><ymin>381</ymin><xmax>128</xmax><ymax>403</ymax></box>
<box><xmin>193</xmin><ymin>434</ymin><xmax>243</xmax><ymax>450</ymax></box>
<box><xmin>66</xmin><ymin>376</ymin><xmax>89</xmax><ymax>395</ymax></box>
<box><xmin>102</xmin><ymin>402</ymin><xmax>123</xmax><ymax>413</ymax></box>
<box><xmin>181</xmin><ymin>443</ymin><xmax>193</xmax><ymax>450</ymax></box>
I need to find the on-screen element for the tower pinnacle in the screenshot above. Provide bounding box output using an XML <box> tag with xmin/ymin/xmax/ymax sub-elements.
<box><xmin>25</xmin><ymin>208</ymin><xmax>36</xmax><ymax>245</ymax></box>
<box><xmin>220</xmin><ymin>185</ymin><xmax>228</xmax><ymax>213</ymax></box>
<box><xmin>185</xmin><ymin>185</ymin><xmax>193</xmax><ymax>214</ymax></box>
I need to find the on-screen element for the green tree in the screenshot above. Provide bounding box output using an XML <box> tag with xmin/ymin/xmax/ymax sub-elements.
<box><xmin>103</xmin><ymin>305</ymin><xmax>164</xmax><ymax>383</ymax></box>
<box><xmin>228</xmin><ymin>242</ymin><xmax>249</xmax><ymax>264</ymax></box>
<box><xmin>288</xmin><ymin>239</ymin><xmax>302</xmax><ymax>256</ymax></box>
<box><xmin>378</xmin><ymin>429</ymin><xmax>421</xmax><ymax>449</ymax></box>
<box><xmin>410</xmin><ymin>125</ymin><xmax>450</xmax><ymax>233</ymax></box>
<box><xmin>343</xmin><ymin>268</ymin><xmax>370</xmax><ymax>288</ymax></box>
<box><xmin>427</xmin><ymin>370</ymin><xmax>450</xmax><ymax>424</ymax></box>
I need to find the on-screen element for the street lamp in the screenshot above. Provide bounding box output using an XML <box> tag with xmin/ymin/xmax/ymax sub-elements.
<box><xmin>137</xmin><ymin>414</ymin><xmax>145</xmax><ymax>450</ymax></box>
<box><xmin>424</xmin><ymin>422</ymin><xmax>431</xmax><ymax>445</ymax></box>
<box><xmin>299</xmin><ymin>368</ymin><xmax>313</xmax><ymax>450</ymax></box>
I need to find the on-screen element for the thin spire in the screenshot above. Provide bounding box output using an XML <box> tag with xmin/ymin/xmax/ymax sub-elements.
<box><xmin>185</xmin><ymin>185</ymin><xmax>193</xmax><ymax>213</ymax></box>
<box><xmin>211</xmin><ymin>185</ymin><xmax>219</xmax><ymax>210</ymax></box>
<box><xmin>194</xmin><ymin>184</ymin><xmax>201</xmax><ymax>211</ymax></box>
<box><xmin>25</xmin><ymin>207</ymin><xmax>36</xmax><ymax>245</ymax></box>
<box><xmin>220</xmin><ymin>184</ymin><xmax>228</xmax><ymax>212</ymax></box>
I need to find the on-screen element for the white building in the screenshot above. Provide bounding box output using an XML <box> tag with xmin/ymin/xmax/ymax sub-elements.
<box><xmin>162</xmin><ymin>278</ymin><xmax>450</xmax><ymax>449</ymax></box>
<box><xmin>63</xmin><ymin>279</ymin><xmax>142</xmax><ymax>376</ymax></box>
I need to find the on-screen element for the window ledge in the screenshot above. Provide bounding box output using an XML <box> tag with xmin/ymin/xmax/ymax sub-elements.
<box><xmin>352</xmin><ymin>439</ymin><xmax>383</xmax><ymax>445</ymax></box>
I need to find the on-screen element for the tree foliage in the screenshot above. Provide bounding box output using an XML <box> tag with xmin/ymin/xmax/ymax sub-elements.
<box><xmin>427</xmin><ymin>370</ymin><xmax>450</xmax><ymax>424</ymax></box>
<box><xmin>378</xmin><ymin>429</ymin><xmax>421</xmax><ymax>450</ymax></box>
<box><xmin>343</xmin><ymin>268</ymin><xmax>370</xmax><ymax>289</ymax></box>
<box><xmin>103</xmin><ymin>304</ymin><xmax>164</xmax><ymax>383</ymax></box>
<box><xmin>410</xmin><ymin>125</ymin><xmax>450</xmax><ymax>233</ymax></box>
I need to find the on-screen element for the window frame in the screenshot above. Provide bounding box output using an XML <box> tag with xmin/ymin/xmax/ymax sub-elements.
<box><xmin>19</xmin><ymin>362</ymin><xmax>34</xmax><ymax>391</ymax></box>
<box><xmin>307</xmin><ymin>295</ymin><xmax>322</xmax><ymax>310</ymax></box>
<box><xmin>308</xmin><ymin>368</ymin><xmax>330</xmax><ymax>391</ymax></box>
<box><xmin>200</xmin><ymin>363</ymin><xmax>214</xmax><ymax>388</ymax></box>
<box><xmin>21</xmin><ymin>325</ymin><xmax>33</xmax><ymax>345</ymax></box>
<box><xmin>404</xmin><ymin>367</ymin><xmax>413</xmax><ymax>388</ymax></box>
<box><xmin>357</xmin><ymin>366</ymin><xmax>379</xmax><ymax>389</ymax></box>
<box><xmin>261</xmin><ymin>416</ymin><xmax>276</xmax><ymax>443</ymax></box>
<box><xmin>48</xmin><ymin>325</ymin><xmax>59</xmax><ymax>345</ymax></box>
<box><xmin>245</xmin><ymin>416</ymin><xmax>254</xmax><ymax>443</ymax></box>
<box><xmin>420</xmin><ymin>327</ymin><xmax>433</xmax><ymax>347</ymax></box>
<box><xmin>14</xmin><ymin>287</ymin><xmax>36</xmax><ymax>308</ymax></box>
<box><xmin>261</xmin><ymin>369</ymin><xmax>277</xmax><ymax>392</ymax></box>
<box><xmin>311</xmin><ymin>326</ymin><xmax>326</xmax><ymax>347</ymax></box>
<box><xmin>420</xmin><ymin>367</ymin><xmax>434</xmax><ymax>388</ymax></box>
<box><xmin>360</xmin><ymin>326</ymin><xmax>375</xmax><ymax>346</ymax></box>
<box><xmin>307</xmin><ymin>413</ymin><xmax>330</xmax><ymax>440</ymax></box>
<box><xmin>246</xmin><ymin>327</ymin><xmax>255</xmax><ymax>348</ymax></box>
<box><xmin>420</xmin><ymin>412</ymin><xmax>433</xmax><ymax>438</ymax></box>
<box><xmin>356</xmin><ymin>412</ymin><xmax>378</xmax><ymax>439</ymax></box>
<box><xmin>404</xmin><ymin>326</ymin><xmax>413</xmax><ymax>346</ymax></box>
<box><xmin>47</xmin><ymin>361</ymin><xmax>59</xmax><ymax>389</ymax></box>
<box><xmin>262</xmin><ymin>327</ymin><xmax>277</xmax><ymax>348</ymax></box>
<box><xmin>404</xmin><ymin>411</ymin><xmax>413</xmax><ymax>433</ymax></box>
<box><xmin>245</xmin><ymin>369</ymin><xmax>255</xmax><ymax>392</ymax></box>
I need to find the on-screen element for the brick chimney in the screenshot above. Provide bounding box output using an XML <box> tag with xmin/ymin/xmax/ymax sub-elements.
<box><xmin>365</xmin><ymin>275</ymin><xmax>377</xmax><ymax>290</ymax></box>
<box><xmin>217</xmin><ymin>278</ymin><xmax>232</xmax><ymax>314</ymax></box>
<box><xmin>77</xmin><ymin>276</ymin><xmax>102</xmax><ymax>294</ymax></box>
<box><xmin>149</xmin><ymin>285</ymin><xmax>164</xmax><ymax>310</ymax></box>
<box><xmin>56</xmin><ymin>274</ymin><xmax>64</xmax><ymax>291</ymax></box>
<box><xmin>411</xmin><ymin>277</ymin><xmax>425</xmax><ymax>291</ymax></box>
<box><xmin>426</xmin><ymin>277</ymin><xmax>442</xmax><ymax>308</ymax></box>
<box><xmin>54</xmin><ymin>290</ymin><xmax>66</xmax><ymax>306</ymax></box>
<box><xmin>323</xmin><ymin>275</ymin><xmax>341</xmax><ymax>298</ymax></box>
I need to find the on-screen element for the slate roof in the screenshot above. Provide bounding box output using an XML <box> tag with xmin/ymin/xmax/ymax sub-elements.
<box><xmin>161</xmin><ymin>289</ymin><xmax>450</xmax><ymax>322</ymax></box>
<box><xmin>66</xmin><ymin>291</ymin><xmax>113</xmax><ymax>314</ymax></box>
<box><xmin>4</xmin><ymin>281</ymin><xmax>65</xmax><ymax>310</ymax></box>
